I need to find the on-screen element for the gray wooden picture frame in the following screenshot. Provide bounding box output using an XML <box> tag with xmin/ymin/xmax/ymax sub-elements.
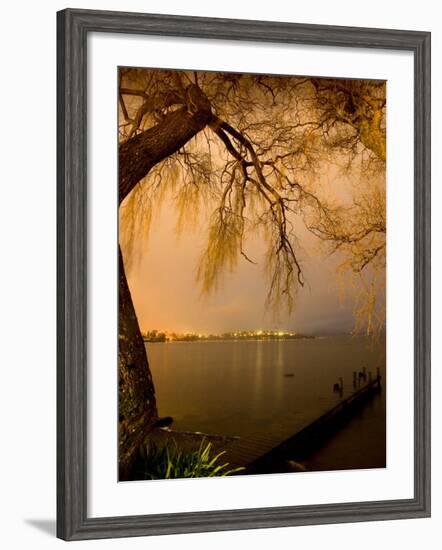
<box><xmin>57</xmin><ymin>8</ymin><xmax>431</xmax><ymax>541</ymax></box>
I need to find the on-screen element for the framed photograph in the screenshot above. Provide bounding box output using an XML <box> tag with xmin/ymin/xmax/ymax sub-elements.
<box><xmin>57</xmin><ymin>8</ymin><xmax>431</xmax><ymax>541</ymax></box>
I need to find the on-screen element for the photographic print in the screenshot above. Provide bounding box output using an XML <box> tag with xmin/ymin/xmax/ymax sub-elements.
<box><xmin>118</xmin><ymin>67</ymin><xmax>386</xmax><ymax>482</ymax></box>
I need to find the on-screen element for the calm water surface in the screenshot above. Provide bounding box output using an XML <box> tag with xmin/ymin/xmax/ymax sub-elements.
<box><xmin>147</xmin><ymin>335</ymin><xmax>386</xmax><ymax>470</ymax></box>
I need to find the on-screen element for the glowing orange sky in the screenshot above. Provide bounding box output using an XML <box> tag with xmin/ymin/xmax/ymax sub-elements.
<box><xmin>124</xmin><ymin>190</ymin><xmax>371</xmax><ymax>335</ymax></box>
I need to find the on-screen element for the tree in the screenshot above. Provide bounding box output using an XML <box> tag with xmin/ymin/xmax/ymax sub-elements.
<box><xmin>118</xmin><ymin>69</ymin><xmax>386</xmax><ymax>478</ymax></box>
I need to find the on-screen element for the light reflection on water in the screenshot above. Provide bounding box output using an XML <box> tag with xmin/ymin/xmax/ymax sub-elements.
<box><xmin>147</xmin><ymin>335</ymin><xmax>386</xmax><ymax>445</ymax></box>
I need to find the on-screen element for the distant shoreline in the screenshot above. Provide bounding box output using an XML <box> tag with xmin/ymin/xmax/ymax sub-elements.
<box><xmin>143</xmin><ymin>335</ymin><xmax>316</xmax><ymax>343</ymax></box>
<box><xmin>143</xmin><ymin>332</ymin><xmax>384</xmax><ymax>343</ymax></box>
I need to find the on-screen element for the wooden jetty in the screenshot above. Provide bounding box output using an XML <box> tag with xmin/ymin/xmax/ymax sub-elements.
<box><xmin>147</xmin><ymin>373</ymin><xmax>383</xmax><ymax>476</ymax></box>
<box><xmin>225</xmin><ymin>375</ymin><xmax>382</xmax><ymax>473</ymax></box>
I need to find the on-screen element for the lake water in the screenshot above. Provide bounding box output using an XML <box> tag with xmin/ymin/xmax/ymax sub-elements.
<box><xmin>147</xmin><ymin>335</ymin><xmax>386</xmax><ymax>471</ymax></box>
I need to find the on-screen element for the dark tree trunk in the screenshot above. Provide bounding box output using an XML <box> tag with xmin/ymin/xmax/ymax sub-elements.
<box><xmin>118</xmin><ymin>247</ymin><xmax>158</xmax><ymax>480</ymax></box>
<box><xmin>118</xmin><ymin>85</ymin><xmax>213</xmax><ymax>479</ymax></box>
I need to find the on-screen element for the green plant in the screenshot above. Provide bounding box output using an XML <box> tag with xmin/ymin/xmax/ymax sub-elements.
<box><xmin>135</xmin><ymin>439</ymin><xmax>245</xmax><ymax>480</ymax></box>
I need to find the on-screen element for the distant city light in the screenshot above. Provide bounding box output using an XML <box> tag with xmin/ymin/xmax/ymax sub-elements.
<box><xmin>142</xmin><ymin>328</ymin><xmax>306</xmax><ymax>343</ymax></box>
